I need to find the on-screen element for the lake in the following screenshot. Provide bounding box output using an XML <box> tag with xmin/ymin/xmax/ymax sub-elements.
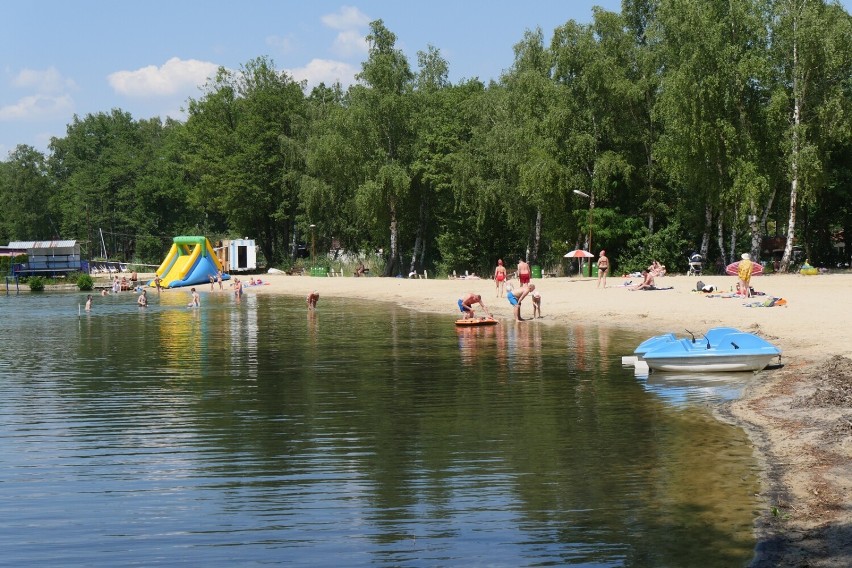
<box><xmin>0</xmin><ymin>289</ymin><xmax>760</xmax><ymax>566</ymax></box>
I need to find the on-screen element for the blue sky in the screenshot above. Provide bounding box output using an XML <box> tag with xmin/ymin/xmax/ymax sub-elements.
<box><xmin>0</xmin><ymin>1</ymin><xmax>625</xmax><ymax>156</ymax></box>
<box><xmin>1</xmin><ymin>1</ymin><xmax>847</xmax><ymax>158</ymax></box>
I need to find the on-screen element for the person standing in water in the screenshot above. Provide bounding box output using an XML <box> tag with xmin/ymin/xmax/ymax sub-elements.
<box><xmin>85</xmin><ymin>294</ymin><xmax>93</xmax><ymax>311</ymax></box>
<box><xmin>188</xmin><ymin>288</ymin><xmax>200</xmax><ymax>307</ymax></box>
<box><xmin>137</xmin><ymin>289</ymin><xmax>148</xmax><ymax>307</ymax></box>
<box><xmin>307</xmin><ymin>290</ymin><xmax>320</xmax><ymax>310</ymax></box>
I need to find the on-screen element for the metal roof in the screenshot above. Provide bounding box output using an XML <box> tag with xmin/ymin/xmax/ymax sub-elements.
<box><xmin>7</xmin><ymin>240</ymin><xmax>78</xmax><ymax>249</ymax></box>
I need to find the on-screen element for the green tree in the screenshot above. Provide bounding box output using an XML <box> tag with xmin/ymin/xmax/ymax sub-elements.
<box><xmin>768</xmin><ymin>0</ymin><xmax>852</xmax><ymax>270</ymax></box>
<box><xmin>0</xmin><ymin>145</ymin><xmax>55</xmax><ymax>241</ymax></box>
<box><xmin>551</xmin><ymin>10</ymin><xmax>637</xmax><ymax>272</ymax></box>
<box><xmin>49</xmin><ymin>110</ymin><xmax>154</xmax><ymax>260</ymax></box>
<box><xmin>303</xmin><ymin>83</ymin><xmax>364</xmax><ymax>259</ymax></box>
<box><xmin>351</xmin><ymin>20</ymin><xmax>415</xmax><ymax>276</ymax></box>
<box><xmin>182</xmin><ymin>57</ymin><xmax>308</xmax><ymax>266</ymax></box>
<box><xmin>653</xmin><ymin>0</ymin><xmax>772</xmax><ymax>267</ymax></box>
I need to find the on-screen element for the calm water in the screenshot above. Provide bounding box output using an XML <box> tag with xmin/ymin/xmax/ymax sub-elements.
<box><xmin>0</xmin><ymin>289</ymin><xmax>760</xmax><ymax>567</ymax></box>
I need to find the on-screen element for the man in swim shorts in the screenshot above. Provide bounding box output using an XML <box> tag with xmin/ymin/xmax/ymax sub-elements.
<box><xmin>507</xmin><ymin>283</ymin><xmax>535</xmax><ymax>321</ymax></box>
<box><xmin>458</xmin><ymin>293</ymin><xmax>490</xmax><ymax>320</ymax></box>
<box><xmin>517</xmin><ymin>258</ymin><xmax>531</xmax><ymax>285</ymax></box>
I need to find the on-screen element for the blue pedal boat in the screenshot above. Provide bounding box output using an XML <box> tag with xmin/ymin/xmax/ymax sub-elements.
<box><xmin>636</xmin><ymin>328</ymin><xmax>782</xmax><ymax>372</ymax></box>
<box><xmin>634</xmin><ymin>327</ymin><xmax>741</xmax><ymax>358</ymax></box>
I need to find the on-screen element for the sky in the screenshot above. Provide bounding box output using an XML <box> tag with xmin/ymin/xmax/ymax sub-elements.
<box><xmin>1</xmin><ymin>1</ymin><xmax>626</xmax><ymax>157</ymax></box>
<box><xmin>2</xmin><ymin>1</ymin><xmax>849</xmax><ymax>159</ymax></box>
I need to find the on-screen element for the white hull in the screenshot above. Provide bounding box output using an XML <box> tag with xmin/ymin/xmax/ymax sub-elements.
<box><xmin>643</xmin><ymin>354</ymin><xmax>777</xmax><ymax>373</ymax></box>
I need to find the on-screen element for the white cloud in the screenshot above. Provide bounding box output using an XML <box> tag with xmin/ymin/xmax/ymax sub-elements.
<box><xmin>12</xmin><ymin>67</ymin><xmax>77</xmax><ymax>94</ymax></box>
<box><xmin>108</xmin><ymin>57</ymin><xmax>219</xmax><ymax>97</ymax></box>
<box><xmin>286</xmin><ymin>59</ymin><xmax>359</xmax><ymax>90</ymax></box>
<box><xmin>331</xmin><ymin>30</ymin><xmax>368</xmax><ymax>58</ymax></box>
<box><xmin>321</xmin><ymin>6</ymin><xmax>370</xmax><ymax>30</ymax></box>
<box><xmin>321</xmin><ymin>6</ymin><xmax>369</xmax><ymax>58</ymax></box>
<box><xmin>0</xmin><ymin>93</ymin><xmax>74</xmax><ymax>121</ymax></box>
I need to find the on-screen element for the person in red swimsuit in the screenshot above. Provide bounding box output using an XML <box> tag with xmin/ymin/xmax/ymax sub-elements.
<box><xmin>494</xmin><ymin>259</ymin><xmax>507</xmax><ymax>297</ymax></box>
<box><xmin>517</xmin><ymin>258</ymin><xmax>531</xmax><ymax>285</ymax></box>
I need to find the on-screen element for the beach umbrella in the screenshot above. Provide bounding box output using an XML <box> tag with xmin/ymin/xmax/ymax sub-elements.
<box><xmin>563</xmin><ymin>249</ymin><xmax>595</xmax><ymax>276</ymax></box>
<box><xmin>725</xmin><ymin>261</ymin><xmax>764</xmax><ymax>277</ymax></box>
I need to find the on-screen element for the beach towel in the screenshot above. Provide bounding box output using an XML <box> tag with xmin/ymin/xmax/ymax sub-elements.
<box><xmin>743</xmin><ymin>297</ymin><xmax>787</xmax><ymax>308</ymax></box>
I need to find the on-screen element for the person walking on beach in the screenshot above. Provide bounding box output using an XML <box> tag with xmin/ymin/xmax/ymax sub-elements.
<box><xmin>307</xmin><ymin>290</ymin><xmax>320</xmax><ymax>310</ymax></box>
<box><xmin>494</xmin><ymin>259</ymin><xmax>507</xmax><ymax>297</ymax></box>
<box><xmin>217</xmin><ymin>270</ymin><xmax>223</xmax><ymax>290</ymax></box>
<box><xmin>518</xmin><ymin>259</ymin><xmax>531</xmax><ymax>286</ymax></box>
<box><xmin>737</xmin><ymin>253</ymin><xmax>754</xmax><ymax>297</ymax></box>
<box><xmin>597</xmin><ymin>250</ymin><xmax>609</xmax><ymax>288</ymax></box>
<box><xmin>507</xmin><ymin>283</ymin><xmax>535</xmax><ymax>321</ymax></box>
<box><xmin>137</xmin><ymin>289</ymin><xmax>148</xmax><ymax>307</ymax></box>
<box><xmin>458</xmin><ymin>293</ymin><xmax>491</xmax><ymax>320</ymax></box>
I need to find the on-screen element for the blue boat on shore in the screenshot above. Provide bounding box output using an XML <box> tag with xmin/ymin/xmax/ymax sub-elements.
<box><xmin>635</xmin><ymin>328</ymin><xmax>782</xmax><ymax>373</ymax></box>
<box><xmin>634</xmin><ymin>327</ymin><xmax>741</xmax><ymax>357</ymax></box>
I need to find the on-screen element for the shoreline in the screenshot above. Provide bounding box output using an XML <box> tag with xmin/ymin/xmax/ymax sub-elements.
<box><xmin>105</xmin><ymin>271</ymin><xmax>852</xmax><ymax>563</ymax></box>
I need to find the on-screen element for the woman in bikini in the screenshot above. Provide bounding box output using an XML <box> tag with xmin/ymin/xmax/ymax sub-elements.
<box><xmin>494</xmin><ymin>259</ymin><xmax>507</xmax><ymax>297</ymax></box>
<box><xmin>597</xmin><ymin>250</ymin><xmax>609</xmax><ymax>288</ymax></box>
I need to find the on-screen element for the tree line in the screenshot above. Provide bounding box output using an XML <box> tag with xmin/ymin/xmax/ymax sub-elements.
<box><xmin>2</xmin><ymin>0</ymin><xmax>850</xmax><ymax>276</ymax></box>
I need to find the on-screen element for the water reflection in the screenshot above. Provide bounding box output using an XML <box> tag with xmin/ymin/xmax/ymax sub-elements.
<box><xmin>637</xmin><ymin>371</ymin><xmax>752</xmax><ymax>407</ymax></box>
<box><xmin>0</xmin><ymin>292</ymin><xmax>759</xmax><ymax>567</ymax></box>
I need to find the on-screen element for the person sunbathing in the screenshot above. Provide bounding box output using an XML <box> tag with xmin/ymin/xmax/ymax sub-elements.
<box><xmin>630</xmin><ymin>270</ymin><xmax>656</xmax><ymax>290</ymax></box>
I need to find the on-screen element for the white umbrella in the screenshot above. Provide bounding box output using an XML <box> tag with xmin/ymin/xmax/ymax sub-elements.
<box><xmin>563</xmin><ymin>249</ymin><xmax>595</xmax><ymax>276</ymax></box>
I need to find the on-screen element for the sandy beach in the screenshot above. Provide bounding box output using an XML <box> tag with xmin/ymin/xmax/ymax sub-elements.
<box><xmin>104</xmin><ymin>269</ymin><xmax>852</xmax><ymax>564</ymax></box>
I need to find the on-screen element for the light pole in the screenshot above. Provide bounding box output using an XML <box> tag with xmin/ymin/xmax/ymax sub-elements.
<box><xmin>309</xmin><ymin>224</ymin><xmax>316</xmax><ymax>265</ymax></box>
<box><xmin>573</xmin><ymin>189</ymin><xmax>594</xmax><ymax>277</ymax></box>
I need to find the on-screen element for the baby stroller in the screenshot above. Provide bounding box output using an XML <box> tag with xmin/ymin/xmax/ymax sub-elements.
<box><xmin>687</xmin><ymin>253</ymin><xmax>703</xmax><ymax>277</ymax></box>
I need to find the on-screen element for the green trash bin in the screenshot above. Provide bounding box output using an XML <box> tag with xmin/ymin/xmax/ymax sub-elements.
<box><xmin>591</xmin><ymin>263</ymin><xmax>598</xmax><ymax>277</ymax></box>
<box><xmin>310</xmin><ymin>266</ymin><xmax>327</xmax><ymax>277</ymax></box>
<box><xmin>531</xmin><ymin>265</ymin><xmax>542</xmax><ymax>279</ymax></box>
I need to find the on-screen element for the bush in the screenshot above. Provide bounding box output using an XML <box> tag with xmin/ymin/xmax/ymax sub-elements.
<box><xmin>616</xmin><ymin>221</ymin><xmax>690</xmax><ymax>275</ymax></box>
<box><xmin>77</xmin><ymin>273</ymin><xmax>94</xmax><ymax>291</ymax></box>
<box><xmin>28</xmin><ymin>276</ymin><xmax>45</xmax><ymax>292</ymax></box>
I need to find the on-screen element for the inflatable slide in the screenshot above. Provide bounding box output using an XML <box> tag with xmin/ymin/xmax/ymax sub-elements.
<box><xmin>152</xmin><ymin>236</ymin><xmax>230</xmax><ymax>289</ymax></box>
